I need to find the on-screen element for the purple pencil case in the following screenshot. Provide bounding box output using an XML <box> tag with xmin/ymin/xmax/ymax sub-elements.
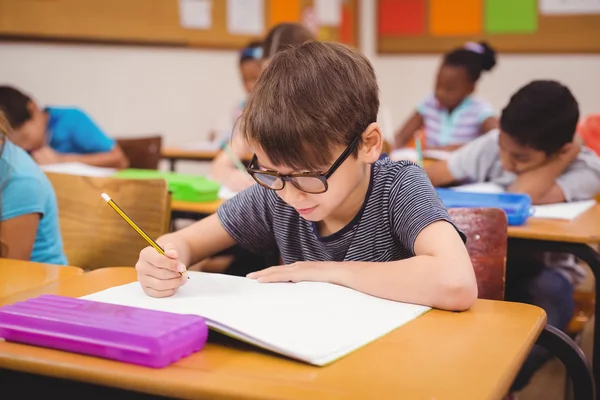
<box><xmin>0</xmin><ymin>294</ymin><xmax>208</xmax><ymax>368</ymax></box>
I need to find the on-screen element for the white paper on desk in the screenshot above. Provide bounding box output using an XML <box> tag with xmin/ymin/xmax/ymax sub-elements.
<box><xmin>178</xmin><ymin>0</ymin><xmax>212</xmax><ymax>29</ymax></box>
<box><xmin>227</xmin><ymin>0</ymin><xmax>264</xmax><ymax>35</ymax></box>
<box><xmin>451</xmin><ymin>182</ymin><xmax>505</xmax><ymax>194</ymax></box>
<box><xmin>532</xmin><ymin>200</ymin><xmax>596</xmax><ymax>220</ymax></box>
<box><xmin>539</xmin><ymin>0</ymin><xmax>600</xmax><ymax>15</ymax></box>
<box><xmin>41</xmin><ymin>162</ymin><xmax>116</xmax><ymax>177</ymax></box>
<box><xmin>218</xmin><ymin>186</ymin><xmax>238</xmax><ymax>200</ymax></box>
<box><xmin>389</xmin><ymin>148</ymin><xmax>418</xmax><ymax>162</ymax></box>
<box><xmin>81</xmin><ymin>271</ymin><xmax>430</xmax><ymax>366</ymax></box>
<box><xmin>315</xmin><ymin>0</ymin><xmax>342</xmax><ymax>26</ymax></box>
<box><xmin>422</xmin><ymin>149</ymin><xmax>452</xmax><ymax>161</ymax></box>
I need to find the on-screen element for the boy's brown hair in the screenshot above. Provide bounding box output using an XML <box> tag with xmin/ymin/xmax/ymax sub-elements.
<box><xmin>240</xmin><ymin>41</ymin><xmax>379</xmax><ymax>171</ymax></box>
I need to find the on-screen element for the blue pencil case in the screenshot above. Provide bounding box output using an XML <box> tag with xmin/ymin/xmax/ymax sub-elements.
<box><xmin>0</xmin><ymin>295</ymin><xmax>209</xmax><ymax>368</ymax></box>
<box><xmin>436</xmin><ymin>188</ymin><xmax>533</xmax><ymax>226</ymax></box>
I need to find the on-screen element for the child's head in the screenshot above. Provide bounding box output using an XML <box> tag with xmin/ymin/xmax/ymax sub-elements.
<box><xmin>241</xmin><ymin>42</ymin><xmax>381</xmax><ymax>222</ymax></box>
<box><xmin>499</xmin><ymin>80</ymin><xmax>579</xmax><ymax>174</ymax></box>
<box><xmin>0</xmin><ymin>86</ymin><xmax>47</xmax><ymax>152</ymax></box>
<box><xmin>262</xmin><ymin>23</ymin><xmax>315</xmax><ymax>65</ymax></box>
<box><xmin>435</xmin><ymin>41</ymin><xmax>497</xmax><ymax>110</ymax></box>
<box><xmin>239</xmin><ymin>40</ymin><xmax>263</xmax><ymax>94</ymax></box>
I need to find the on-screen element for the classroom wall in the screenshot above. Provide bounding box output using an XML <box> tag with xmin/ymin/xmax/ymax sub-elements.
<box><xmin>1</xmin><ymin>0</ymin><xmax>599</xmax><ymax>151</ymax></box>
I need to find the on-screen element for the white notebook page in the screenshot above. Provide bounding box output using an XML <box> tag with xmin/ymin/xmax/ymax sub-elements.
<box><xmin>81</xmin><ymin>272</ymin><xmax>430</xmax><ymax>366</ymax></box>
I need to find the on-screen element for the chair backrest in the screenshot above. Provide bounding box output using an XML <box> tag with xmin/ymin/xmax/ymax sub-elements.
<box><xmin>116</xmin><ymin>135</ymin><xmax>162</xmax><ymax>170</ymax></box>
<box><xmin>46</xmin><ymin>172</ymin><xmax>171</xmax><ymax>270</ymax></box>
<box><xmin>448</xmin><ymin>208</ymin><xmax>507</xmax><ymax>301</ymax></box>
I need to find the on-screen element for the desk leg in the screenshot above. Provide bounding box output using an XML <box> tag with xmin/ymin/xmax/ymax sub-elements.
<box><xmin>168</xmin><ymin>158</ymin><xmax>177</xmax><ymax>172</ymax></box>
<box><xmin>536</xmin><ymin>325</ymin><xmax>595</xmax><ymax>400</ymax></box>
<box><xmin>511</xmin><ymin>239</ymin><xmax>600</xmax><ymax>395</ymax></box>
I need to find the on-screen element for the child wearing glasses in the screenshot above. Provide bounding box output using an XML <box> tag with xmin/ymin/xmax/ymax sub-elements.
<box><xmin>133</xmin><ymin>42</ymin><xmax>477</xmax><ymax>311</ymax></box>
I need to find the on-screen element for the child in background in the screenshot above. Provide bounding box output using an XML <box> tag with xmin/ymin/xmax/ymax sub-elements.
<box><xmin>210</xmin><ymin>23</ymin><xmax>315</xmax><ymax>193</ymax></box>
<box><xmin>210</xmin><ymin>40</ymin><xmax>264</xmax><ymax>147</ymax></box>
<box><xmin>0</xmin><ymin>86</ymin><xmax>128</xmax><ymax>169</ymax></box>
<box><xmin>425</xmin><ymin>80</ymin><xmax>600</xmax><ymax>395</ymax></box>
<box><xmin>205</xmin><ymin>23</ymin><xmax>316</xmax><ymax>278</ymax></box>
<box><xmin>133</xmin><ymin>42</ymin><xmax>477</xmax><ymax>313</ymax></box>
<box><xmin>0</xmin><ymin>111</ymin><xmax>67</xmax><ymax>265</ymax></box>
<box><xmin>394</xmin><ymin>41</ymin><xmax>498</xmax><ymax>151</ymax></box>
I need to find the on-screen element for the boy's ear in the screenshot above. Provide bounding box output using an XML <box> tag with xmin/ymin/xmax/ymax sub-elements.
<box><xmin>359</xmin><ymin>122</ymin><xmax>383</xmax><ymax>163</ymax></box>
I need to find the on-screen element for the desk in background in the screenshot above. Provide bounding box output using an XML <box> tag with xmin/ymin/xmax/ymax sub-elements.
<box><xmin>0</xmin><ymin>259</ymin><xmax>84</xmax><ymax>299</ymax></box>
<box><xmin>161</xmin><ymin>147</ymin><xmax>253</xmax><ymax>172</ymax></box>
<box><xmin>508</xmin><ymin>205</ymin><xmax>600</xmax><ymax>391</ymax></box>
<box><xmin>0</xmin><ymin>267</ymin><xmax>547</xmax><ymax>399</ymax></box>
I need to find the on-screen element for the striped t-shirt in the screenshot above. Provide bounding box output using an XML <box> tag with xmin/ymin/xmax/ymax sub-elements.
<box><xmin>417</xmin><ymin>94</ymin><xmax>495</xmax><ymax>148</ymax></box>
<box><xmin>217</xmin><ymin>158</ymin><xmax>464</xmax><ymax>266</ymax></box>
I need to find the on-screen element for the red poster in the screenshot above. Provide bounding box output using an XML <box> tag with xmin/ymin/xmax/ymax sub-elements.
<box><xmin>378</xmin><ymin>0</ymin><xmax>426</xmax><ymax>36</ymax></box>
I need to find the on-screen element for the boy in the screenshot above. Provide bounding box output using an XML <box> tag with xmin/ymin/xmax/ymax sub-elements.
<box><xmin>0</xmin><ymin>86</ymin><xmax>128</xmax><ymax>168</ymax></box>
<box><xmin>134</xmin><ymin>42</ymin><xmax>477</xmax><ymax>312</ymax></box>
<box><xmin>426</xmin><ymin>80</ymin><xmax>600</xmax><ymax>393</ymax></box>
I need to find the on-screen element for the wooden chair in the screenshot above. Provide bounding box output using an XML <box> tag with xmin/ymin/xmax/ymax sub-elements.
<box><xmin>116</xmin><ymin>135</ymin><xmax>162</xmax><ymax>170</ymax></box>
<box><xmin>448</xmin><ymin>208</ymin><xmax>507</xmax><ymax>300</ymax></box>
<box><xmin>46</xmin><ymin>172</ymin><xmax>171</xmax><ymax>270</ymax></box>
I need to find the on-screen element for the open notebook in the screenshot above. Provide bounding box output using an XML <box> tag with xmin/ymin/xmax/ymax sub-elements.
<box><xmin>81</xmin><ymin>271</ymin><xmax>430</xmax><ymax>366</ymax></box>
<box><xmin>41</xmin><ymin>162</ymin><xmax>116</xmax><ymax>177</ymax></box>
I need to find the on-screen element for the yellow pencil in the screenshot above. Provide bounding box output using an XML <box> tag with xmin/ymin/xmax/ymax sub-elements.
<box><xmin>101</xmin><ymin>193</ymin><xmax>186</xmax><ymax>278</ymax></box>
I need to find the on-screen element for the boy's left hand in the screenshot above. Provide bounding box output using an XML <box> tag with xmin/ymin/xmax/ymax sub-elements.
<box><xmin>31</xmin><ymin>146</ymin><xmax>64</xmax><ymax>165</ymax></box>
<box><xmin>247</xmin><ymin>261</ymin><xmax>339</xmax><ymax>283</ymax></box>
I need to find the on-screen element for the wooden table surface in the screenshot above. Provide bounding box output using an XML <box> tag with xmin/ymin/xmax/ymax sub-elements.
<box><xmin>161</xmin><ymin>147</ymin><xmax>220</xmax><ymax>161</ymax></box>
<box><xmin>508</xmin><ymin>204</ymin><xmax>600</xmax><ymax>243</ymax></box>
<box><xmin>171</xmin><ymin>199</ymin><xmax>223</xmax><ymax>215</ymax></box>
<box><xmin>0</xmin><ymin>259</ymin><xmax>84</xmax><ymax>299</ymax></box>
<box><xmin>0</xmin><ymin>267</ymin><xmax>546</xmax><ymax>400</ymax></box>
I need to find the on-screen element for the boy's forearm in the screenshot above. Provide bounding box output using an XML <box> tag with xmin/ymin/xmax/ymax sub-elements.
<box><xmin>157</xmin><ymin>214</ymin><xmax>238</xmax><ymax>267</ymax></box>
<box><xmin>507</xmin><ymin>158</ymin><xmax>570</xmax><ymax>202</ymax></box>
<box><xmin>330</xmin><ymin>257</ymin><xmax>477</xmax><ymax>311</ymax></box>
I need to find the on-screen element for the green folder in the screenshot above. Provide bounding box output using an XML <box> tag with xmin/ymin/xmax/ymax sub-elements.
<box><xmin>114</xmin><ymin>169</ymin><xmax>220</xmax><ymax>203</ymax></box>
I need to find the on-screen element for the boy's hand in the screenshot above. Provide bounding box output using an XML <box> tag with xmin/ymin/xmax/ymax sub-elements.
<box><xmin>560</xmin><ymin>141</ymin><xmax>581</xmax><ymax>164</ymax></box>
<box><xmin>136</xmin><ymin>243</ymin><xmax>188</xmax><ymax>298</ymax></box>
<box><xmin>31</xmin><ymin>146</ymin><xmax>63</xmax><ymax>165</ymax></box>
<box><xmin>246</xmin><ymin>261</ymin><xmax>340</xmax><ymax>283</ymax></box>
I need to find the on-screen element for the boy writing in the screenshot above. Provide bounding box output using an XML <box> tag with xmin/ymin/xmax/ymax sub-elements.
<box><xmin>134</xmin><ymin>42</ymin><xmax>477</xmax><ymax>311</ymax></box>
<box><xmin>426</xmin><ymin>80</ymin><xmax>600</xmax><ymax>393</ymax></box>
<box><xmin>0</xmin><ymin>86</ymin><xmax>128</xmax><ymax>168</ymax></box>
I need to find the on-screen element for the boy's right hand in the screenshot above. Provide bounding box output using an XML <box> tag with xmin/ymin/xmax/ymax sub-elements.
<box><xmin>136</xmin><ymin>243</ymin><xmax>188</xmax><ymax>298</ymax></box>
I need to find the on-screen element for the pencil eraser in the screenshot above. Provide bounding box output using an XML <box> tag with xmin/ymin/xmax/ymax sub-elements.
<box><xmin>101</xmin><ymin>193</ymin><xmax>111</xmax><ymax>202</ymax></box>
<box><xmin>0</xmin><ymin>295</ymin><xmax>208</xmax><ymax>368</ymax></box>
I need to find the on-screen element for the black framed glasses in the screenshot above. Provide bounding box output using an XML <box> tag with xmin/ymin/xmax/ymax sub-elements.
<box><xmin>247</xmin><ymin>135</ymin><xmax>361</xmax><ymax>194</ymax></box>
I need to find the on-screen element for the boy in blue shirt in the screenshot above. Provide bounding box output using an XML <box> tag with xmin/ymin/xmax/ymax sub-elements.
<box><xmin>0</xmin><ymin>86</ymin><xmax>128</xmax><ymax>168</ymax></box>
<box><xmin>426</xmin><ymin>80</ymin><xmax>600</xmax><ymax>395</ymax></box>
<box><xmin>132</xmin><ymin>42</ymin><xmax>478</xmax><ymax>313</ymax></box>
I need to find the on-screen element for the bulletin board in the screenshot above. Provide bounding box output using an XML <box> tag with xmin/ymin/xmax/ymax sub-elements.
<box><xmin>377</xmin><ymin>0</ymin><xmax>600</xmax><ymax>54</ymax></box>
<box><xmin>0</xmin><ymin>0</ymin><xmax>359</xmax><ymax>50</ymax></box>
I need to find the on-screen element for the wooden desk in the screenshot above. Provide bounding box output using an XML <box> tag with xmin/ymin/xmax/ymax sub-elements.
<box><xmin>0</xmin><ymin>259</ymin><xmax>84</xmax><ymax>299</ymax></box>
<box><xmin>161</xmin><ymin>147</ymin><xmax>252</xmax><ymax>172</ymax></box>
<box><xmin>171</xmin><ymin>199</ymin><xmax>223</xmax><ymax>219</ymax></box>
<box><xmin>507</xmin><ymin>204</ymin><xmax>600</xmax><ymax>390</ymax></box>
<box><xmin>0</xmin><ymin>267</ymin><xmax>546</xmax><ymax>399</ymax></box>
<box><xmin>161</xmin><ymin>147</ymin><xmax>220</xmax><ymax>171</ymax></box>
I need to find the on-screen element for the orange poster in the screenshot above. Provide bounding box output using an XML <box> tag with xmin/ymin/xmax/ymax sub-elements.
<box><xmin>430</xmin><ymin>0</ymin><xmax>482</xmax><ymax>36</ymax></box>
<box><xmin>269</xmin><ymin>0</ymin><xmax>301</xmax><ymax>26</ymax></box>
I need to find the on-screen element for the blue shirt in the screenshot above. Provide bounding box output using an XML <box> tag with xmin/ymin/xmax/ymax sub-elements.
<box><xmin>0</xmin><ymin>140</ymin><xmax>68</xmax><ymax>265</ymax></box>
<box><xmin>46</xmin><ymin>107</ymin><xmax>115</xmax><ymax>154</ymax></box>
